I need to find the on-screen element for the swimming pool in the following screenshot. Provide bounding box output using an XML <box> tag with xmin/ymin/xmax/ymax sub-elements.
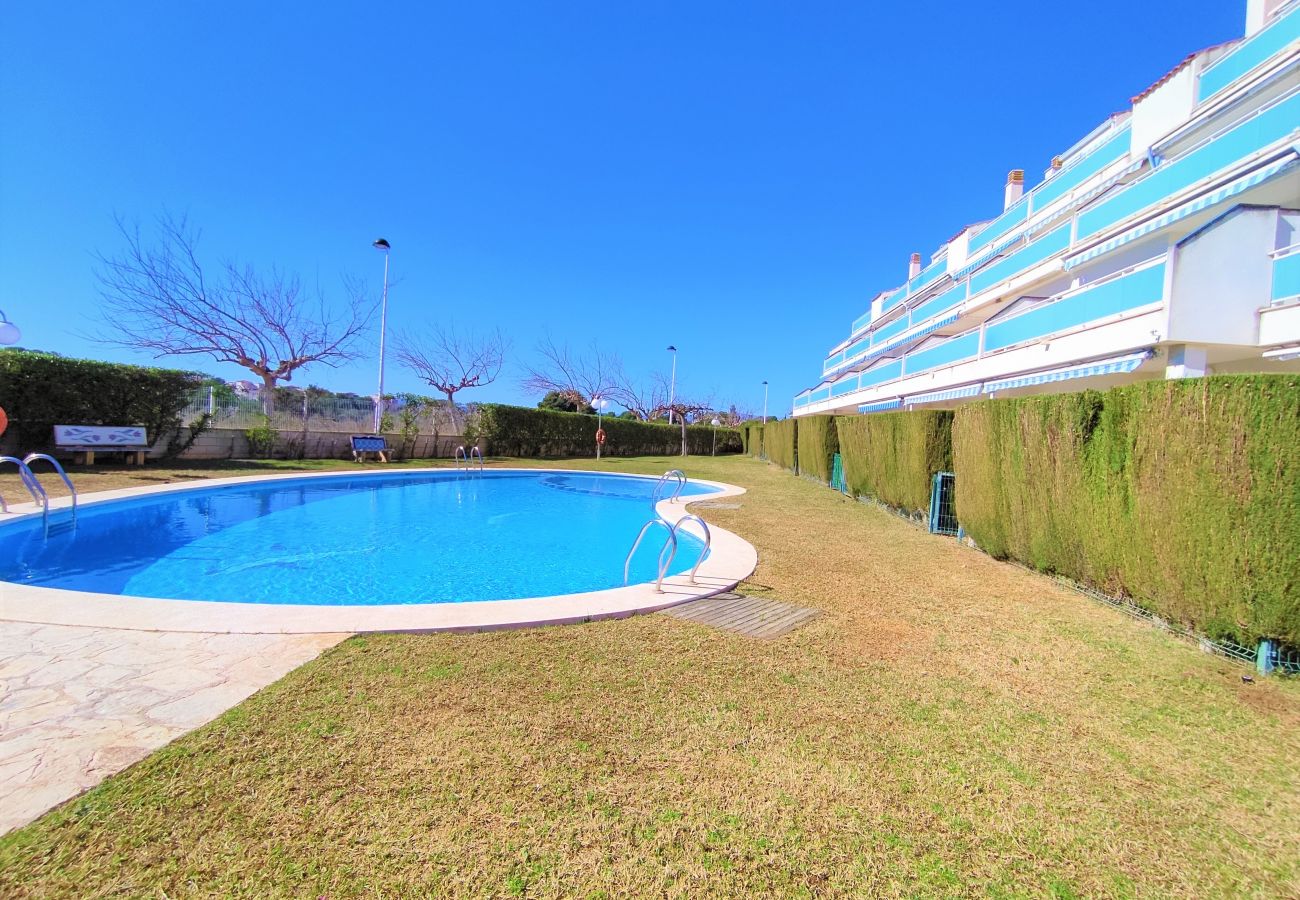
<box><xmin>0</xmin><ymin>471</ymin><xmax>722</xmax><ymax>606</ymax></box>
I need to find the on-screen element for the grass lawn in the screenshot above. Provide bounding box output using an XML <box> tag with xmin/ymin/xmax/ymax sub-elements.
<box><xmin>1</xmin><ymin>455</ymin><xmax>1298</xmax><ymax>897</ymax></box>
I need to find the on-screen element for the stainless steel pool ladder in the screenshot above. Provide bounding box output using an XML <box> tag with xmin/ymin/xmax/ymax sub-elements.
<box><xmin>0</xmin><ymin>456</ymin><xmax>47</xmax><ymax>516</ymax></box>
<box><xmin>651</xmin><ymin>469</ymin><xmax>687</xmax><ymax>503</ymax></box>
<box><xmin>454</xmin><ymin>445</ymin><xmax>484</xmax><ymax>474</ymax></box>
<box><xmin>670</xmin><ymin>514</ymin><xmax>711</xmax><ymax>584</ymax></box>
<box><xmin>623</xmin><ymin>517</ymin><xmax>678</xmax><ymax>593</ymax></box>
<box><xmin>23</xmin><ymin>454</ymin><xmax>77</xmax><ymax>516</ymax></box>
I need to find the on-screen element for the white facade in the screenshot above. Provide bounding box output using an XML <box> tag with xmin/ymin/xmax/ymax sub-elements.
<box><xmin>795</xmin><ymin>1</ymin><xmax>1300</xmax><ymax>417</ymax></box>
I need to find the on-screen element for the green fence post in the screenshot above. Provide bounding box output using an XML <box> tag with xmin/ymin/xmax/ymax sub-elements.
<box><xmin>1257</xmin><ymin>639</ymin><xmax>1276</xmax><ymax>675</ymax></box>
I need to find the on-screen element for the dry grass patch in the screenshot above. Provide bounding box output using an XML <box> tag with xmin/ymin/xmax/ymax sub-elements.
<box><xmin>1</xmin><ymin>456</ymin><xmax>1297</xmax><ymax>897</ymax></box>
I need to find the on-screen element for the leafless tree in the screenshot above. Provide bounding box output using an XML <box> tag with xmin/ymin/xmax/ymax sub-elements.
<box><xmin>609</xmin><ymin>366</ymin><xmax>670</xmax><ymax>421</ymax></box>
<box><xmin>95</xmin><ymin>215</ymin><xmax>373</xmax><ymax>414</ymax></box>
<box><xmin>394</xmin><ymin>325</ymin><xmax>507</xmax><ymax>424</ymax></box>
<box><xmin>651</xmin><ymin>396</ymin><xmax>715</xmax><ymax>457</ymax></box>
<box><xmin>521</xmin><ymin>336</ymin><xmax>620</xmax><ymax>408</ymax></box>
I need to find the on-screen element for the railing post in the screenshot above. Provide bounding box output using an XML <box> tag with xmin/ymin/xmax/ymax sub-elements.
<box><xmin>207</xmin><ymin>385</ymin><xmax>216</xmax><ymax>415</ymax></box>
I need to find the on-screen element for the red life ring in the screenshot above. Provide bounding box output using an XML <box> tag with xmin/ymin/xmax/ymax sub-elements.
<box><xmin>0</xmin><ymin>406</ymin><xmax>7</xmax><ymax>439</ymax></box>
<box><xmin>595</xmin><ymin>428</ymin><xmax>606</xmax><ymax>446</ymax></box>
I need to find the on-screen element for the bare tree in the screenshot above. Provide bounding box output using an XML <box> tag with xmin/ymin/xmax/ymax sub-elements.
<box><xmin>522</xmin><ymin>336</ymin><xmax>620</xmax><ymax>408</ymax></box>
<box><xmin>394</xmin><ymin>324</ymin><xmax>507</xmax><ymax>417</ymax></box>
<box><xmin>651</xmin><ymin>396</ymin><xmax>715</xmax><ymax>457</ymax></box>
<box><xmin>609</xmin><ymin>366</ymin><xmax>670</xmax><ymax>421</ymax></box>
<box><xmin>95</xmin><ymin>215</ymin><xmax>373</xmax><ymax>414</ymax></box>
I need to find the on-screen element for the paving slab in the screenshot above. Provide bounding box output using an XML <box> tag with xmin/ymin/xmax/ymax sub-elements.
<box><xmin>0</xmin><ymin>620</ymin><xmax>345</xmax><ymax>835</ymax></box>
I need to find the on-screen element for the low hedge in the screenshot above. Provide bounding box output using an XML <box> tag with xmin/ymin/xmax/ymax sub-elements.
<box><xmin>953</xmin><ymin>375</ymin><xmax>1299</xmax><ymax>646</ymax></box>
<box><xmin>836</xmin><ymin>410</ymin><xmax>953</xmax><ymax>516</ymax></box>
<box><xmin>796</xmin><ymin>415</ymin><xmax>839</xmax><ymax>484</ymax></box>
<box><xmin>473</xmin><ymin>404</ymin><xmax>741</xmax><ymax>457</ymax></box>
<box><xmin>764</xmin><ymin>418</ymin><xmax>798</xmax><ymax>471</ymax></box>
<box><xmin>0</xmin><ymin>349</ymin><xmax>205</xmax><ymax>451</ymax></box>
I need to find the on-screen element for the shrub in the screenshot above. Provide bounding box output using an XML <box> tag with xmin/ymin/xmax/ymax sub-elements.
<box><xmin>746</xmin><ymin>424</ymin><xmax>764</xmax><ymax>458</ymax></box>
<box><xmin>796</xmin><ymin>415</ymin><xmax>840</xmax><ymax>484</ymax></box>
<box><xmin>835</xmin><ymin>410</ymin><xmax>953</xmax><ymax>516</ymax></box>
<box><xmin>0</xmin><ymin>349</ymin><xmax>204</xmax><ymax>451</ymax></box>
<box><xmin>244</xmin><ymin>416</ymin><xmax>278</xmax><ymax>459</ymax></box>
<box><xmin>765</xmin><ymin>418</ymin><xmax>798</xmax><ymax>471</ymax></box>
<box><xmin>953</xmin><ymin>375</ymin><xmax>1300</xmax><ymax>646</ymax></box>
<box><xmin>474</xmin><ymin>404</ymin><xmax>741</xmax><ymax>457</ymax></box>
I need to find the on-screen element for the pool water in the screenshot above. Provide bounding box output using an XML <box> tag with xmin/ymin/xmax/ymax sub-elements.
<box><xmin>0</xmin><ymin>471</ymin><xmax>716</xmax><ymax>605</ymax></box>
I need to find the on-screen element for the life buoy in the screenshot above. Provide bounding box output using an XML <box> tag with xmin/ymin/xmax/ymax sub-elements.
<box><xmin>595</xmin><ymin>428</ymin><xmax>606</xmax><ymax>446</ymax></box>
<box><xmin>0</xmin><ymin>406</ymin><xmax>7</xmax><ymax>439</ymax></box>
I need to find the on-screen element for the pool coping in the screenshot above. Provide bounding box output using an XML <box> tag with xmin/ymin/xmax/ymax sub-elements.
<box><xmin>0</xmin><ymin>467</ymin><xmax>758</xmax><ymax>635</ymax></box>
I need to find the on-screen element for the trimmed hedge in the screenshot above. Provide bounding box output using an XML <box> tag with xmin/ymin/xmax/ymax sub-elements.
<box><xmin>764</xmin><ymin>418</ymin><xmax>798</xmax><ymax>471</ymax></box>
<box><xmin>953</xmin><ymin>375</ymin><xmax>1300</xmax><ymax>646</ymax></box>
<box><xmin>796</xmin><ymin>415</ymin><xmax>839</xmax><ymax>484</ymax></box>
<box><xmin>0</xmin><ymin>349</ymin><xmax>205</xmax><ymax>451</ymax></box>
<box><xmin>747</xmin><ymin>424</ymin><xmax>764</xmax><ymax>458</ymax></box>
<box><xmin>473</xmin><ymin>404</ymin><xmax>741</xmax><ymax>457</ymax></box>
<box><xmin>836</xmin><ymin>410</ymin><xmax>953</xmax><ymax>516</ymax></box>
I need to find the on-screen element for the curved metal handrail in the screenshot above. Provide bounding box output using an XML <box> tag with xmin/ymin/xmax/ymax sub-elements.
<box><xmin>22</xmin><ymin>453</ymin><xmax>77</xmax><ymax>515</ymax></box>
<box><xmin>454</xmin><ymin>445</ymin><xmax>468</xmax><ymax>472</ymax></box>
<box><xmin>651</xmin><ymin>468</ymin><xmax>687</xmax><ymax>503</ymax></box>
<box><xmin>623</xmin><ymin>517</ymin><xmax>678</xmax><ymax>593</ymax></box>
<box><xmin>469</xmin><ymin>446</ymin><xmax>484</xmax><ymax>471</ymax></box>
<box><xmin>670</xmin><ymin>514</ymin><xmax>712</xmax><ymax>584</ymax></box>
<box><xmin>0</xmin><ymin>456</ymin><xmax>47</xmax><ymax>515</ymax></box>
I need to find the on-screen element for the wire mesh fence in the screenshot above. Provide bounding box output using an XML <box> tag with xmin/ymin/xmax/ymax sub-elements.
<box><xmin>178</xmin><ymin>388</ymin><xmax>465</xmax><ymax>435</ymax></box>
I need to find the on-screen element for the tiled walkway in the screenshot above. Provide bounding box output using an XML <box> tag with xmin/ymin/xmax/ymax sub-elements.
<box><xmin>0</xmin><ymin>622</ymin><xmax>345</xmax><ymax>835</ymax></box>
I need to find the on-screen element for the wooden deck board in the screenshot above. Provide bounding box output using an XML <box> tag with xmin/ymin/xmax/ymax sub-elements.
<box><xmin>659</xmin><ymin>592</ymin><xmax>819</xmax><ymax>639</ymax></box>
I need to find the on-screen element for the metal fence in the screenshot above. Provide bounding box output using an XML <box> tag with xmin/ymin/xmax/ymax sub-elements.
<box><xmin>928</xmin><ymin>471</ymin><xmax>959</xmax><ymax>536</ymax></box>
<box><xmin>178</xmin><ymin>388</ymin><xmax>461</xmax><ymax>435</ymax></box>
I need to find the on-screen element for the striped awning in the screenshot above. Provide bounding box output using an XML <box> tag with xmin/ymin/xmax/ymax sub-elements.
<box><xmin>951</xmin><ymin>233</ymin><xmax>1026</xmax><ymax>281</ymax></box>
<box><xmin>832</xmin><ymin>311</ymin><xmax>962</xmax><ymax>377</ymax></box>
<box><xmin>1064</xmin><ymin>153</ymin><xmax>1300</xmax><ymax>269</ymax></box>
<box><xmin>858</xmin><ymin>398</ymin><xmax>902</xmax><ymax>414</ymax></box>
<box><xmin>983</xmin><ymin>350</ymin><xmax>1154</xmax><ymax>393</ymax></box>
<box><xmin>1026</xmin><ymin>157</ymin><xmax>1146</xmax><ymax>237</ymax></box>
<box><xmin>906</xmin><ymin>383</ymin><xmax>983</xmax><ymax>405</ymax></box>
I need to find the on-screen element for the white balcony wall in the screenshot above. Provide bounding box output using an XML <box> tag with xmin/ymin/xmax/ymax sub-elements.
<box><xmin>1168</xmin><ymin>207</ymin><xmax>1277</xmax><ymax>346</ymax></box>
<box><xmin>1131</xmin><ymin>63</ymin><xmax>1200</xmax><ymax>160</ymax></box>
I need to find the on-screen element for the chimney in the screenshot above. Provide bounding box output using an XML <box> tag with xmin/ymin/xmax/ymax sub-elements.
<box><xmin>908</xmin><ymin>252</ymin><xmax>922</xmax><ymax>280</ymax></box>
<box><xmin>1004</xmin><ymin>169</ymin><xmax>1025</xmax><ymax>209</ymax></box>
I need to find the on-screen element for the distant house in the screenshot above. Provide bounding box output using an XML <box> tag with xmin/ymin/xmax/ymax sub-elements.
<box><xmin>228</xmin><ymin>380</ymin><xmax>260</xmax><ymax>398</ymax></box>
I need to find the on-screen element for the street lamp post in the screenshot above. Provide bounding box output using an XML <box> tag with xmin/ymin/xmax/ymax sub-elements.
<box><xmin>372</xmin><ymin>238</ymin><xmax>391</xmax><ymax>434</ymax></box>
<box><xmin>711</xmin><ymin>417</ymin><xmax>721</xmax><ymax>456</ymax></box>
<box><xmin>0</xmin><ymin>309</ymin><xmax>21</xmax><ymax>345</ymax></box>
<box><xmin>762</xmin><ymin>380</ymin><xmax>769</xmax><ymax>423</ymax></box>
<box><xmin>666</xmin><ymin>345</ymin><xmax>677</xmax><ymax>425</ymax></box>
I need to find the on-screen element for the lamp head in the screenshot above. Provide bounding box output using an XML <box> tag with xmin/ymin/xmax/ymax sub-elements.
<box><xmin>0</xmin><ymin>309</ymin><xmax>19</xmax><ymax>346</ymax></box>
<box><xmin>666</xmin><ymin>345</ymin><xmax>676</xmax><ymax>352</ymax></box>
<box><xmin>372</xmin><ymin>238</ymin><xmax>391</xmax><ymax>252</ymax></box>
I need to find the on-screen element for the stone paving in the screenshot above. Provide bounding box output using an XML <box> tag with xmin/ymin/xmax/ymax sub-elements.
<box><xmin>0</xmin><ymin>621</ymin><xmax>346</xmax><ymax>835</ymax></box>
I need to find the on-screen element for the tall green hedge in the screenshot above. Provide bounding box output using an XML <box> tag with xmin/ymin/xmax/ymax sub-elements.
<box><xmin>473</xmin><ymin>404</ymin><xmax>741</xmax><ymax>457</ymax></box>
<box><xmin>764</xmin><ymin>418</ymin><xmax>798</xmax><ymax>471</ymax></box>
<box><xmin>0</xmin><ymin>349</ymin><xmax>205</xmax><ymax>450</ymax></box>
<box><xmin>796</xmin><ymin>415</ymin><xmax>840</xmax><ymax>483</ymax></box>
<box><xmin>953</xmin><ymin>375</ymin><xmax>1299</xmax><ymax>646</ymax></box>
<box><xmin>836</xmin><ymin>410</ymin><xmax>953</xmax><ymax>516</ymax></box>
<box><xmin>747</xmin><ymin>424</ymin><xmax>764</xmax><ymax>458</ymax></box>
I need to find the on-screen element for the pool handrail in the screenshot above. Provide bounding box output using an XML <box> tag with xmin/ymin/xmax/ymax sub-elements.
<box><xmin>22</xmin><ymin>453</ymin><xmax>77</xmax><ymax>515</ymax></box>
<box><xmin>0</xmin><ymin>456</ymin><xmax>47</xmax><ymax>516</ymax></box>
<box><xmin>623</xmin><ymin>517</ymin><xmax>678</xmax><ymax>593</ymax></box>
<box><xmin>670</xmin><ymin>514</ymin><xmax>712</xmax><ymax>584</ymax></box>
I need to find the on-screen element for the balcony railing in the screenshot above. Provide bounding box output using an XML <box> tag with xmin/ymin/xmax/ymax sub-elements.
<box><xmin>983</xmin><ymin>259</ymin><xmax>1167</xmax><ymax>354</ymax></box>
<box><xmin>1272</xmin><ymin>243</ymin><xmax>1300</xmax><ymax>303</ymax></box>
<box><xmin>1078</xmin><ymin>89</ymin><xmax>1300</xmax><ymax>240</ymax></box>
<box><xmin>1198</xmin><ymin>3</ymin><xmax>1300</xmax><ymax>103</ymax></box>
<box><xmin>1030</xmin><ymin>126</ymin><xmax>1132</xmax><ymax>213</ymax></box>
<box><xmin>968</xmin><ymin>223</ymin><xmax>1072</xmax><ymax>297</ymax></box>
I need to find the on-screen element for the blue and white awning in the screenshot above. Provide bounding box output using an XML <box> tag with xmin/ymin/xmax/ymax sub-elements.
<box><xmin>1026</xmin><ymin>158</ymin><xmax>1146</xmax><ymax>237</ymax></box>
<box><xmin>906</xmin><ymin>383</ymin><xmax>983</xmax><ymax>405</ymax></box>
<box><xmin>951</xmin><ymin>233</ymin><xmax>1026</xmax><ymax>281</ymax></box>
<box><xmin>1064</xmin><ymin>153</ymin><xmax>1300</xmax><ymax>269</ymax></box>
<box><xmin>858</xmin><ymin>398</ymin><xmax>902</xmax><ymax>414</ymax></box>
<box><xmin>832</xmin><ymin>311</ymin><xmax>963</xmax><ymax>377</ymax></box>
<box><xmin>983</xmin><ymin>350</ymin><xmax>1154</xmax><ymax>393</ymax></box>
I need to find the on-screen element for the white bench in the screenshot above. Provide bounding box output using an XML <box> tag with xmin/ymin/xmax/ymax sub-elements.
<box><xmin>53</xmin><ymin>425</ymin><xmax>151</xmax><ymax>465</ymax></box>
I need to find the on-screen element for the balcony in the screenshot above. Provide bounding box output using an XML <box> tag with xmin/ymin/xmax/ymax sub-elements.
<box><xmin>1198</xmin><ymin>4</ymin><xmax>1300</xmax><ymax>103</ymax></box>
<box><xmin>1029</xmin><ymin>126</ymin><xmax>1133</xmax><ymax>213</ymax></box>
<box><xmin>968</xmin><ymin>224</ymin><xmax>1072</xmax><ymax>297</ymax></box>
<box><xmin>983</xmin><ymin>259</ymin><xmax>1167</xmax><ymax>354</ymax></box>
<box><xmin>1272</xmin><ymin>243</ymin><xmax>1300</xmax><ymax>303</ymax></box>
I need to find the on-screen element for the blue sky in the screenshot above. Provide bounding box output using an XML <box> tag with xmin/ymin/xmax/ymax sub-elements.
<box><xmin>0</xmin><ymin>1</ymin><xmax>1241</xmax><ymax>416</ymax></box>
